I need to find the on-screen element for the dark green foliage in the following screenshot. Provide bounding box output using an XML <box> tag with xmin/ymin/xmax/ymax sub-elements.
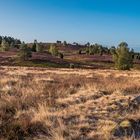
<box><xmin>32</xmin><ymin>40</ymin><xmax>37</xmax><ymax>52</ymax></box>
<box><xmin>31</xmin><ymin>40</ymin><xmax>40</xmax><ymax>52</ymax></box>
<box><xmin>113</xmin><ymin>42</ymin><xmax>133</xmax><ymax>70</ymax></box>
<box><xmin>58</xmin><ymin>53</ymin><xmax>64</xmax><ymax>59</ymax></box>
<box><xmin>0</xmin><ymin>36</ymin><xmax>2</xmax><ymax>44</ymax></box>
<box><xmin>56</xmin><ymin>40</ymin><xmax>61</xmax><ymax>44</ymax></box>
<box><xmin>32</xmin><ymin>43</ymin><xmax>37</xmax><ymax>52</ymax></box>
<box><xmin>110</xmin><ymin>46</ymin><xmax>116</xmax><ymax>55</ymax></box>
<box><xmin>63</xmin><ymin>41</ymin><xmax>67</xmax><ymax>46</ymax></box>
<box><xmin>32</xmin><ymin>40</ymin><xmax>43</xmax><ymax>53</ymax></box>
<box><xmin>0</xmin><ymin>36</ymin><xmax>21</xmax><ymax>46</ymax></box>
<box><xmin>86</xmin><ymin>47</ymin><xmax>89</xmax><ymax>54</ymax></box>
<box><xmin>0</xmin><ymin>36</ymin><xmax>21</xmax><ymax>51</ymax></box>
<box><xmin>130</xmin><ymin>49</ymin><xmax>135</xmax><ymax>59</ymax></box>
<box><xmin>135</xmin><ymin>53</ymin><xmax>140</xmax><ymax>60</ymax></box>
<box><xmin>85</xmin><ymin>42</ymin><xmax>90</xmax><ymax>47</ymax></box>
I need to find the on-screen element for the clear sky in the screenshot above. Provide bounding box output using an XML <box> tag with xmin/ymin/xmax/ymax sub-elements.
<box><xmin>0</xmin><ymin>0</ymin><xmax>140</xmax><ymax>50</ymax></box>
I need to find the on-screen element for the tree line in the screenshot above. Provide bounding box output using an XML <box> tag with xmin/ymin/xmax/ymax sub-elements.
<box><xmin>0</xmin><ymin>36</ymin><xmax>139</xmax><ymax>70</ymax></box>
<box><xmin>0</xmin><ymin>36</ymin><xmax>21</xmax><ymax>51</ymax></box>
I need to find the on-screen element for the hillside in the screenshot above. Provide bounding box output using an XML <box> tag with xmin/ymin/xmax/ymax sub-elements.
<box><xmin>0</xmin><ymin>46</ymin><xmax>140</xmax><ymax>70</ymax></box>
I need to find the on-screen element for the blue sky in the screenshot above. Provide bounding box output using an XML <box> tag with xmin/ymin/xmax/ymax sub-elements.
<box><xmin>0</xmin><ymin>0</ymin><xmax>140</xmax><ymax>50</ymax></box>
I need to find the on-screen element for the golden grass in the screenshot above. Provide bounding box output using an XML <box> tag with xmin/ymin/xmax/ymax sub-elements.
<box><xmin>0</xmin><ymin>66</ymin><xmax>140</xmax><ymax>140</ymax></box>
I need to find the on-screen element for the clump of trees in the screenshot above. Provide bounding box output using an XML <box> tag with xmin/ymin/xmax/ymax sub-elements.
<box><xmin>0</xmin><ymin>39</ymin><xmax>10</xmax><ymax>51</ymax></box>
<box><xmin>0</xmin><ymin>36</ymin><xmax>21</xmax><ymax>46</ymax></box>
<box><xmin>112</xmin><ymin>42</ymin><xmax>134</xmax><ymax>70</ymax></box>
<box><xmin>85</xmin><ymin>43</ymin><xmax>109</xmax><ymax>56</ymax></box>
<box><xmin>19</xmin><ymin>42</ymin><xmax>32</xmax><ymax>60</ymax></box>
<box><xmin>0</xmin><ymin>36</ymin><xmax>21</xmax><ymax>51</ymax></box>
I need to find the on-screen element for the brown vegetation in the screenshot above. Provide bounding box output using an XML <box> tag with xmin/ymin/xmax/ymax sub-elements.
<box><xmin>0</xmin><ymin>66</ymin><xmax>140</xmax><ymax>140</ymax></box>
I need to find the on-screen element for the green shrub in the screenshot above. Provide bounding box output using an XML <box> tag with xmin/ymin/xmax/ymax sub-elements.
<box><xmin>19</xmin><ymin>42</ymin><xmax>32</xmax><ymax>61</ymax></box>
<box><xmin>32</xmin><ymin>43</ymin><xmax>37</xmax><ymax>52</ymax></box>
<box><xmin>49</xmin><ymin>44</ymin><xmax>58</xmax><ymax>56</ymax></box>
<box><xmin>36</xmin><ymin>44</ymin><xmax>44</xmax><ymax>52</ymax></box>
<box><xmin>0</xmin><ymin>39</ymin><xmax>10</xmax><ymax>51</ymax></box>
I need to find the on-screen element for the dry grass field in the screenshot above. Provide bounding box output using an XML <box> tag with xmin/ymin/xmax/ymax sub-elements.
<box><xmin>0</xmin><ymin>66</ymin><xmax>140</xmax><ymax>140</ymax></box>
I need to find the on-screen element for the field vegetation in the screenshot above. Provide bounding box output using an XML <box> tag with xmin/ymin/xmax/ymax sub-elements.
<box><xmin>0</xmin><ymin>36</ymin><xmax>140</xmax><ymax>70</ymax></box>
<box><xmin>0</xmin><ymin>66</ymin><xmax>140</xmax><ymax>140</ymax></box>
<box><xmin>0</xmin><ymin>36</ymin><xmax>140</xmax><ymax>140</ymax></box>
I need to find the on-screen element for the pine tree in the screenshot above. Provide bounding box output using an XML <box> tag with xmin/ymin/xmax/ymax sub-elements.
<box><xmin>31</xmin><ymin>40</ymin><xmax>43</xmax><ymax>52</ymax></box>
<box><xmin>32</xmin><ymin>43</ymin><xmax>37</xmax><ymax>52</ymax></box>
<box><xmin>113</xmin><ymin>42</ymin><xmax>133</xmax><ymax>70</ymax></box>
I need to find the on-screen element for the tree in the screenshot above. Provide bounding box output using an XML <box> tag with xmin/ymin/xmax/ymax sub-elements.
<box><xmin>0</xmin><ymin>36</ymin><xmax>21</xmax><ymax>47</ymax></box>
<box><xmin>1</xmin><ymin>39</ymin><xmax>10</xmax><ymax>51</ymax></box>
<box><xmin>32</xmin><ymin>40</ymin><xmax>37</xmax><ymax>52</ymax></box>
<box><xmin>14</xmin><ymin>39</ymin><xmax>21</xmax><ymax>45</ymax></box>
<box><xmin>85</xmin><ymin>42</ymin><xmax>90</xmax><ymax>47</ymax></box>
<box><xmin>63</xmin><ymin>41</ymin><xmax>67</xmax><ymax>46</ymax></box>
<box><xmin>94</xmin><ymin>44</ymin><xmax>100</xmax><ymax>54</ymax></box>
<box><xmin>32</xmin><ymin>43</ymin><xmax>36</xmax><ymax>52</ymax></box>
<box><xmin>78</xmin><ymin>49</ymin><xmax>82</xmax><ymax>54</ymax></box>
<box><xmin>19</xmin><ymin>42</ymin><xmax>32</xmax><ymax>60</ymax></box>
<box><xmin>130</xmin><ymin>48</ymin><xmax>135</xmax><ymax>59</ymax></box>
<box><xmin>31</xmin><ymin>40</ymin><xmax>43</xmax><ymax>52</ymax></box>
<box><xmin>113</xmin><ymin>42</ymin><xmax>133</xmax><ymax>70</ymax></box>
<box><xmin>86</xmin><ymin>47</ymin><xmax>89</xmax><ymax>54</ymax></box>
<box><xmin>58</xmin><ymin>53</ymin><xmax>64</xmax><ymax>59</ymax></box>
<box><xmin>89</xmin><ymin>46</ymin><xmax>94</xmax><ymax>55</ymax></box>
<box><xmin>98</xmin><ymin>45</ymin><xmax>104</xmax><ymax>56</ymax></box>
<box><xmin>0</xmin><ymin>36</ymin><xmax>2</xmax><ymax>44</ymax></box>
<box><xmin>110</xmin><ymin>46</ymin><xmax>116</xmax><ymax>55</ymax></box>
<box><xmin>49</xmin><ymin>44</ymin><xmax>58</xmax><ymax>56</ymax></box>
<box><xmin>56</xmin><ymin>40</ymin><xmax>61</xmax><ymax>44</ymax></box>
<box><xmin>36</xmin><ymin>43</ymin><xmax>41</xmax><ymax>52</ymax></box>
<box><xmin>87</xmin><ymin>44</ymin><xmax>100</xmax><ymax>55</ymax></box>
<box><xmin>10</xmin><ymin>42</ymin><xmax>15</xmax><ymax>48</ymax></box>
